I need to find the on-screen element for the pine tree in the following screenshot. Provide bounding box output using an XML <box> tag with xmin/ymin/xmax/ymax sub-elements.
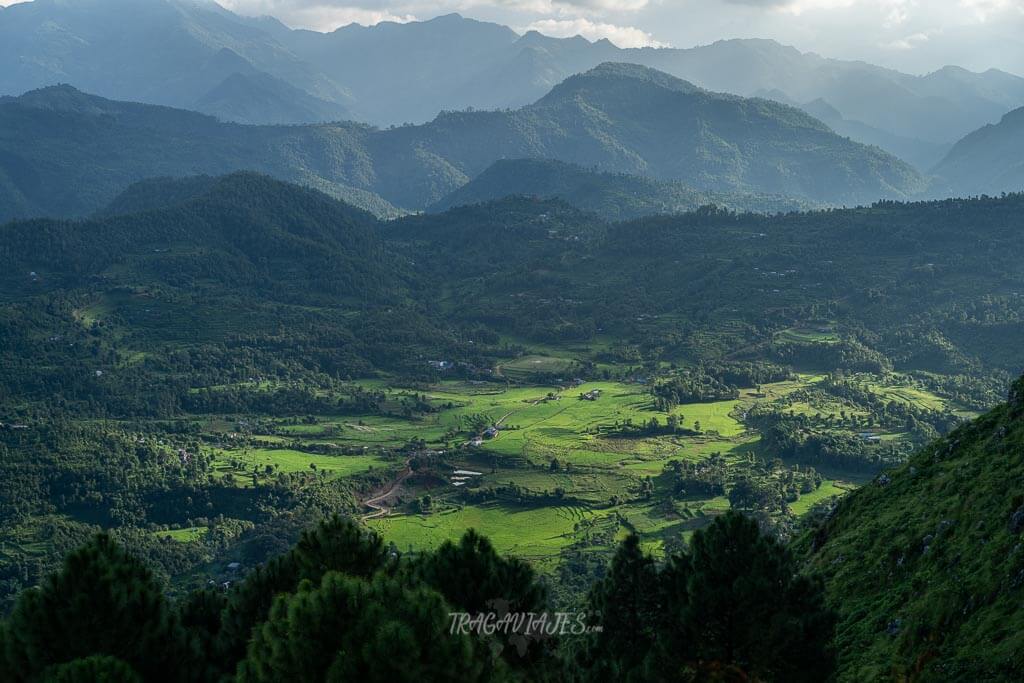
<box><xmin>411</xmin><ymin>529</ymin><xmax>545</xmax><ymax>613</ymax></box>
<box><xmin>653</xmin><ymin>512</ymin><xmax>835</xmax><ymax>681</ymax></box>
<box><xmin>410</xmin><ymin>529</ymin><xmax>553</xmax><ymax>676</ymax></box>
<box><xmin>216</xmin><ymin>515</ymin><xmax>386</xmax><ymax>675</ymax></box>
<box><xmin>2</xmin><ymin>535</ymin><xmax>192</xmax><ymax>683</ymax></box>
<box><xmin>581</xmin><ymin>534</ymin><xmax>660</xmax><ymax>681</ymax></box>
<box><xmin>237</xmin><ymin>572</ymin><xmax>502</xmax><ymax>683</ymax></box>
<box><xmin>176</xmin><ymin>587</ymin><xmax>226</xmax><ymax>682</ymax></box>
<box><xmin>41</xmin><ymin>654</ymin><xmax>141</xmax><ymax>683</ymax></box>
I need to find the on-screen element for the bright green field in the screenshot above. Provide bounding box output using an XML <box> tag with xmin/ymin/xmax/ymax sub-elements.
<box><xmin>428</xmin><ymin>381</ymin><xmax>745</xmax><ymax>467</ymax></box>
<box><xmin>243</xmin><ymin>374</ymin><xmax>867</xmax><ymax>566</ymax></box>
<box><xmin>368</xmin><ymin>502</ymin><xmax>607</xmax><ymax>562</ymax></box>
<box><xmin>866</xmin><ymin>383</ymin><xmax>948</xmax><ymax>411</ymax></box>
<box><xmin>254</xmin><ymin>381</ymin><xmax>748</xmax><ymax>473</ymax></box>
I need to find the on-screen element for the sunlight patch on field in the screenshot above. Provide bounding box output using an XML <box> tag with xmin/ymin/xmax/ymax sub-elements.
<box><xmin>368</xmin><ymin>502</ymin><xmax>608</xmax><ymax>560</ymax></box>
<box><xmin>789</xmin><ymin>480</ymin><xmax>850</xmax><ymax>516</ymax></box>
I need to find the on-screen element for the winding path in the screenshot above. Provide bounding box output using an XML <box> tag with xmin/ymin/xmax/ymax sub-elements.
<box><xmin>361</xmin><ymin>465</ymin><xmax>412</xmax><ymax>520</ymax></box>
<box><xmin>361</xmin><ymin>393</ymin><xmax>553</xmax><ymax>520</ymax></box>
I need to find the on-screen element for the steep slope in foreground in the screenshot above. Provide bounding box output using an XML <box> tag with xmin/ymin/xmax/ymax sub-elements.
<box><xmin>803</xmin><ymin>376</ymin><xmax>1024</xmax><ymax>680</ymax></box>
<box><xmin>931</xmin><ymin>107</ymin><xmax>1024</xmax><ymax>196</ymax></box>
<box><xmin>429</xmin><ymin>158</ymin><xmax>818</xmax><ymax>218</ymax></box>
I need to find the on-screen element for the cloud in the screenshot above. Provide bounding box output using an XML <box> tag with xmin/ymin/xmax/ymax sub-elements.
<box><xmin>217</xmin><ymin>1</ymin><xmax>418</xmax><ymax>28</ymax></box>
<box><xmin>884</xmin><ymin>30</ymin><xmax>929</xmax><ymax>50</ymax></box>
<box><xmin>959</xmin><ymin>0</ymin><xmax>1022</xmax><ymax>21</ymax></box>
<box><xmin>523</xmin><ymin>17</ymin><xmax>667</xmax><ymax>46</ymax></box>
<box><xmin>721</xmin><ymin>0</ymin><xmax>1023</xmax><ymax>20</ymax></box>
<box><xmin>719</xmin><ymin>0</ymin><xmax>851</xmax><ymax>8</ymax></box>
<box><xmin>218</xmin><ymin>0</ymin><xmax>654</xmax><ymax>30</ymax></box>
<box><xmin>213</xmin><ymin>0</ymin><xmax>1024</xmax><ymax>72</ymax></box>
<box><xmin>551</xmin><ymin>0</ymin><xmax>650</xmax><ymax>9</ymax></box>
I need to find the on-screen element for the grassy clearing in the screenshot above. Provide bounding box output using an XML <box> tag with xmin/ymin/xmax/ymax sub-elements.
<box><xmin>153</xmin><ymin>526</ymin><xmax>210</xmax><ymax>543</ymax></box>
<box><xmin>499</xmin><ymin>355</ymin><xmax>577</xmax><ymax>379</ymax></box>
<box><xmin>211</xmin><ymin>447</ymin><xmax>392</xmax><ymax>483</ymax></box>
<box><xmin>675</xmin><ymin>400</ymin><xmax>745</xmax><ymax>437</ymax></box>
<box><xmin>238</xmin><ymin>373</ymin><xmax>874</xmax><ymax>562</ymax></box>
<box><xmin>790</xmin><ymin>480</ymin><xmax>849</xmax><ymax>516</ymax></box>
<box><xmin>437</xmin><ymin>381</ymin><xmax>745</xmax><ymax>467</ymax></box>
<box><xmin>478</xmin><ymin>468</ymin><xmax>636</xmax><ymax>503</ymax></box>
<box><xmin>774</xmin><ymin>326</ymin><xmax>839</xmax><ymax>344</ymax></box>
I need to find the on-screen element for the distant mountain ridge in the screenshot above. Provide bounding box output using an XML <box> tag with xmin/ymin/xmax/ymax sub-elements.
<box><xmin>798</xmin><ymin>98</ymin><xmax>952</xmax><ymax>171</ymax></box>
<box><xmin>1</xmin><ymin>0</ymin><xmax>1022</xmax><ymax>169</ymax></box>
<box><xmin>930</xmin><ymin>106</ymin><xmax>1024</xmax><ymax>196</ymax></box>
<box><xmin>0</xmin><ymin>84</ymin><xmax>400</xmax><ymax>221</ymax></box>
<box><xmin>0</xmin><ymin>66</ymin><xmax>925</xmax><ymax>223</ymax></box>
<box><xmin>0</xmin><ymin>0</ymin><xmax>354</xmax><ymax>125</ymax></box>
<box><xmin>430</xmin><ymin>159</ymin><xmax>818</xmax><ymax>219</ymax></box>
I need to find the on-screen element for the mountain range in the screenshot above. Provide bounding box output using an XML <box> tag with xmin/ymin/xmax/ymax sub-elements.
<box><xmin>2</xmin><ymin>0</ymin><xmax>1023</xmax><ymax>172</ymax></box>
<box><xmin>0</xmin><ymin>64</ymin><xmax>925</xmax><ymax>223</ymax></box>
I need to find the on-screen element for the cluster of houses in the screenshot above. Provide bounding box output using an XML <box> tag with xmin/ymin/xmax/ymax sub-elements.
<box><xmin>468</xmin><ymin>425</ymin><xmax>500</xmax><ymax>448</ymax></box>
<box><xmin>450</xmin><ymin>469</ymin><xmax>483</xmax><ymax>487</ymax></box>
<box><xmin>579</xmin><ymin>389</ymin><xmax>602</xmax><ymax>401</ymax></box>
<box><xmin>426</xmin><ymin>359</ymin><xmax>495</xmax><ymax>377</ymax></box>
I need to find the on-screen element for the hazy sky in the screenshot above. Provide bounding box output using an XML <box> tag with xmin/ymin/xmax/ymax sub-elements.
<box><xmin>211</xmin><ymin>0</ymin><xmax>1024</xmax><ymax>74</ymax></box>
<box><xmin>0</xmin><ymin>0</ymin><xmax>1021</xmax><ymax>74</ymax></box>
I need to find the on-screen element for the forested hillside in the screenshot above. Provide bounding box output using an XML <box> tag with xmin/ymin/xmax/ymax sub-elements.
<box><xmin>0</xmin><ymin>86</ymin><xmax>400</xmax><ymax>221</ymax></box>
<box><xmin>3</xmin><ymin>173</ymin><xmax>1021</xmax><ymax>422</ymax></box>
<box><xmin>384</xmin><ymin>62</ymin><xmax>924</xmax><ymax>207</ymax></box>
